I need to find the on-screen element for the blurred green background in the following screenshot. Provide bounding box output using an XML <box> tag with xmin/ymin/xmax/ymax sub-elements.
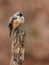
<box><xmin>0</xmin><ymin>0</ymin><xmax>49</xmax><ymax>65</ymax></box>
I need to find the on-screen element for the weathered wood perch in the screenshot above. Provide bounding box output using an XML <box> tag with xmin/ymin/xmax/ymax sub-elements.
<box><xmin>10</xmin><ymin>28</ymin><xmax>26</xmax><ymax>65</ymax></box>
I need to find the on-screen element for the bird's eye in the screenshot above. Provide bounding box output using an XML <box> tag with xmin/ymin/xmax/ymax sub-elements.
<box><xmin>18</xmin><ymin>12</ymin><xmax>22</xmax><ymax>17</ymax></box>
<box><xmin>20</xmin><ymin>13</ymin><xmax>22</xmax><ymax>17</ymax></box>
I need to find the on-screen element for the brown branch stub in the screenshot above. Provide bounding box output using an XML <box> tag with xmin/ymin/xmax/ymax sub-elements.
<box><xmin>10</xmin><ymin>28</ymin><xmax>26</xmax><ymax>65</ymax></box>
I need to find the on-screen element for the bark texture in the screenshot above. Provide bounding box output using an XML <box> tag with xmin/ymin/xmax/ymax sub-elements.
<box><xmin>10</xmin><ymin>29</ymin><xmax>26</xmax><ymax>65</ymax></box>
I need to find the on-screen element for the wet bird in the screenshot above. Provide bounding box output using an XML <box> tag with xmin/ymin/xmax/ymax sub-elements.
<box><xmin>8</xmin><ymin>11</ymin><xmax>25</xmax><ymax>37</ymax></box>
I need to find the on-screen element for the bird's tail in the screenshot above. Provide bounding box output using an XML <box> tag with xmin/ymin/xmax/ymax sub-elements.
<box><xmin>10</xmin><ymin>30</ymin><xmax>12</xmax><ymax>37</ymax></box>
<box><xmin>8</xmin><ymin>23</ymin><xmax>12</xmax><ymax>37</ymax></box>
